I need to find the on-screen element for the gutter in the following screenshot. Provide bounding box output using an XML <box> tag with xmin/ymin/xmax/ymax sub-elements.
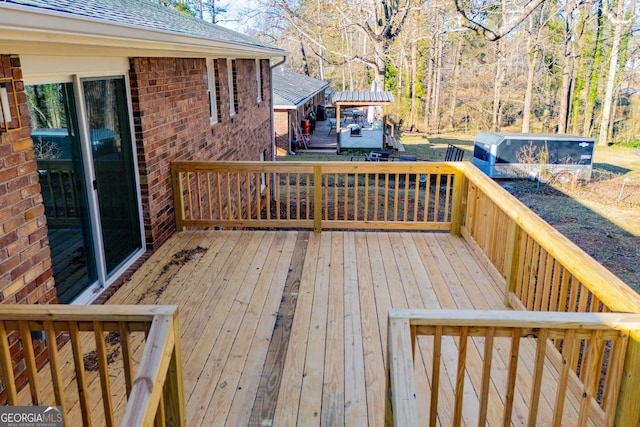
<box><xmin>271</xmin><ymin>56</ymin><xmax>287</xmax><ymax>69</ymax></box>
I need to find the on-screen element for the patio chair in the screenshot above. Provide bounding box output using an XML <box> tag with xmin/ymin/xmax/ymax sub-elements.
<box><xmin>444</xmin><ymin>144</ymin><xmax>464</xmax><ymax>161</ymax></box>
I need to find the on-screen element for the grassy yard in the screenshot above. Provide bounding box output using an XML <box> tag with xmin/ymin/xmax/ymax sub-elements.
<box><xmin>278</xmin><ymin>132</ymin><xmax>640</xmax><ymax>292</ymax></box>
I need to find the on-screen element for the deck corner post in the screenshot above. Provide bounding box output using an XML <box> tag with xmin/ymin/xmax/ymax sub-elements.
<box><xmin>615</xmin><ymin>331</ymin><xmax>640</xmax><ymax>426</ymax></box>
<box><xmin>503</xmin><ymin>220</ymin><xmax>522</xmax><ymax>307</ymax></box>
<box><xmin>450</xmin><ymin>169</ymin><xmax>468</xmax><ymax>236</ymax></box>
<box><xmin>163</xmin><ymin>312</ymin><xmax>187</xmax><ymax>427</ymax></box>
<box><xmin>313</xmin><ymin>165</ymin><xmax>322</xmax><ymax>233</ymax></box>
<box><xmin>171</xmin><ymin>163</ymin><xmax>185</xmax><ymax>232</ymax></box>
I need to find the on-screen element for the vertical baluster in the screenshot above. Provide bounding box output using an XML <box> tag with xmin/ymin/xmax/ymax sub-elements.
<box><xmin>18</xmin><ymin>321</ymin><xmax>41</xmax><ymax>405</ymax></box>
<box><xmin>552</xmin><ymin>329</ymin><xmax>576</xmax><ymax>427</ymax></box>
<box><xmin>69</xmin><ymin>321</ymin><xmax>92</xmax><ymax>426</ymax></box>
<box><xmin>443</xmin><ymin>174</ymin><xmax>452</xmax><ymax>223</ymax></box>
<box><xmin>478</xmin><ymin>327</ymin><xmax>495</xmax><ymax>427</ymax></box>
<box><xmin>402</xmin><ymin>172</ymin><xmax>410</xmax><ymax>222</ymax></box>
<box><xmin>354</xmin><ymin>173</ymin><xmax>359</xmax><ymax>221</ymax></box>
<box><xmin>364</xmin><ymin>173</ymin><xmax>370</xmax><ymax>222</ymax></box>
<box><xmin>383</xmin><ymin>173</ymin><xmax>390</xmax><ymax>221</ymax></box>
<box><xmin>344</xmin><ymin>172</ymin><xmax>349</xmax><ymax>221</ymax></box>
<box><xmin>44</xmin><ymin>321</ymin><xmax>68</xmax><ymax>425</ymax></box>
<box><xmin>602</xmin><ymin>334</ymin><xmax>628</xmax><ymax>426</ymax></box>
<box><xmin>433</xmin><ymin>174</ymin><xmax>441</xmax><ymax>222</ymax></box>
<box><xmin>423</xmin><ymin>174</ymin><xmax>430</xmax><ymax>223</ymax></box>
<box><xmin>0</xmin><ymin>321</ymin><xmax>18</xmax><ymax>404</ymax></box>
<box><xmin>213</xmin><ymin>172</ymin><xmax>221</xmax><ymax>220</ymax></box>
<box><xmin>374</xmin><ymin>173</ymin><xmax>379</xmax><ymax>221</ymax></box>
<box><xmin>430</xmin><ymin>326</ymin><xmax>442</xmax><ymax>427</ymax></box>
<box><xmin>93</xmin><ymin>322</ymin><xmax>115</xmax><ymax>427</ymax></box>
<box><xmin>503</xmin><ymin>328</ymin><xmax>521</xmax><ymax>427</ymax></box>
<box><xmin>453</xmin><ymin>327</ymin><xmax>468</xmax><ymax>427</ymax></box>
<box><xmin>295</xmin><ymin>173</ymin><xmax>301</xmax><ymax>221</ymax></box>
<box><xmin>393</xmin><ymin>171</ymin><xmax>400</xmax><ymax>222</ymax></box>
<box><xmin>206</xmin><ymin>173</ymin><xmax>213</xmax><ymax>221</ymax></box>
<box><xmin>577</xmin><ymin>330</ymin><xmax>604</xmax><ymax>426</ymax></box>
<box><xmin>236</xmin><ymin>172</ymin><xmax>241</xmax><ymax>220</ymax></box>
<box><xmin>226</xmin><ymin>172</ymin><xmax>232</xmax><ymax>220</ymax></box>
<box><xmin>527</xmin><ymin>329</ymin><xmax>549</xmax><ymax>427</ymax></box>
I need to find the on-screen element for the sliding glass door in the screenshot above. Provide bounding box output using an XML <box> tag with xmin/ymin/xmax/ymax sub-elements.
<box><xmin>28</xmin><ymin>76</ymin><xmax>143</xmax><ymax>303</ymax></box>
<box><xmin>81</xmin><ymin>78</ymin><xmax>142</xmax><ymax>276</ymax></box>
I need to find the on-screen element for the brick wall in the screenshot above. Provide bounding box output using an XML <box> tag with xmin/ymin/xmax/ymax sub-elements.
<box><xmin>0</xmin><ymin>54</ymin><xmax>56</xmax><ymax>401</ymax></box>
<box><xmin>274</xmin><ymin>109</ymin><xmax>291</xmax><ymax>154</ymax></box>
<box><xmin>130</xmin><ymin>57</ymin><xmax>273</xmax><ymax>250</ymax></box>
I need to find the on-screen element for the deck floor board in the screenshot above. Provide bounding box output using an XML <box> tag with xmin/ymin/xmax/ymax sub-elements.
<box><xmin>19</xmin><ymin>230</ymin><xmax>602</xmax><ymax>426</ymax></box>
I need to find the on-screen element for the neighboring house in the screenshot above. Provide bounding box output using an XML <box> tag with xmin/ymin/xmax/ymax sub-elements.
<box><xmin>272</xmin><ymin>67</ymin><xmax>329</xmax><ymax>154</ymax></box>
<box><xmin>0</xmin><ymin>0</ymin><xmax>287</xmax><ymax>309</ymax></box>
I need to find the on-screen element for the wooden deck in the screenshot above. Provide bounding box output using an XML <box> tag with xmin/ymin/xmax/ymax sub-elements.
<box><xmin>87</xmin><ymin>229</ymin><xmax>590</xmax><ymax>426</ymax></box>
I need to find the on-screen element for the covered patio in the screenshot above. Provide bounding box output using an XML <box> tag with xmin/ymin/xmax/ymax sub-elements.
<box><xmin>332</xmin><ymin>91</ymin><xmax>395</xmax><ymax>152</ymax></box>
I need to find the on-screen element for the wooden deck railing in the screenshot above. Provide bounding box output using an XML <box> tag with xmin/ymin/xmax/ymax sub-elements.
<box><xmin>172</xmin><ymin>160</ymin><xmax>640</xmax><ymax>425</ymax></box>
<box><xmin>387</xmin><ymin>310</ymin><xmax>640</xmax><ymax>427</ymax></box>
<box><xmin>459</xmin><ymin>164</ymin><xmax>640</xmax><ymax>425</ymax></box>
<box><xmin>171</xmin><ymin>161</ymin><xmax>463</xmax><ymax>232</ymax></box>
<box><xmin>0</xmin><ymin>305</ymin><xmax>185</xmax><ymax>427</ymax></box>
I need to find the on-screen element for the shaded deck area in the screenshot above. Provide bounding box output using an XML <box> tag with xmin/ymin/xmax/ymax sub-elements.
<box><xmin>86</xmin><ymin>229</ymin><xmax>597</xmax><ymax>426</ymax></box>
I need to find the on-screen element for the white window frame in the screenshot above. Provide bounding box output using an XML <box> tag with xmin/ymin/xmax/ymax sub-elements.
<box><xmin>207</xmin><ymin>59</ymin><xmax>218</xmax><ymax>126</ymax></box>
<box><xmin>256</xmin><ymin>59</ymin><xmax>262</xmax><ymax>103</ymax></box>
<box><xmin>227</xmin><ymin>58</ymin><xmax>236</xmax><ymax>117</ymax></box>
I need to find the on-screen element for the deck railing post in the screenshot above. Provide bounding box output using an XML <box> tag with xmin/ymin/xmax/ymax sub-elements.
<box><xmin>163</xmin><ymin>313</ymin><xmax>187</xmax><ymax>427</ymax></box>
<box><xmin>503</xmin><ymin>220</ymin><xmax>522</xmax><ymax>307</ymax></box>
<box><xmin>171</xmin><ymin>164</ymin><xmax>185</xmax><ymax>232</ymax></box>
<box><xmin>313</xmin><ymin>165</ymin><xmax>322</xmax><ymax>233</ymax></box>
<box><xmin>615</xmin><ymin>332</ymin><xmax>640</xmax><ymax>426</ymax></box>
<box><xmin>450</xmin><ymin>168</ymin><xmax>467</xmax><ymax>235</ymax></box>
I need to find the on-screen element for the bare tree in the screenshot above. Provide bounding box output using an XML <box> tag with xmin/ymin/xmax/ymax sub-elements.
<box><xmin>522</xmin><ymin>6</ymin><xmax>546</xmax><ymax>132</ymax></box>
<box><xmin>597</xmin><ymin>0</ymin><xmax>636</xmax><ymax>145</ymax></box>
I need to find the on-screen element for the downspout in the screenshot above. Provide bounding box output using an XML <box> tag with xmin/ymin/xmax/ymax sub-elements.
<box><xmin>269</xmin><ymin>56</ymin><xmax>287</xmax><ymax>161</ymax></box>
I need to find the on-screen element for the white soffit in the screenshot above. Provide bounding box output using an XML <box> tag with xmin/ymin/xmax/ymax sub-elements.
<box><xmin>20</xmin><ymin>55</ymin><xmax>130</xmax><ymax>85</ymax></box>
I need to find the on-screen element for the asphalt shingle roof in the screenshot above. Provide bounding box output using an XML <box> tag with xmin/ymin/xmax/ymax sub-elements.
<box><xmin>272</xmin><ymin>68</ymin><xmax>329</xmax><ymax>108</ymax></box>
<box><xmin>4</xmin><ymin>0</ymin><xmax>281</xmax><ymax>52</ymax></box>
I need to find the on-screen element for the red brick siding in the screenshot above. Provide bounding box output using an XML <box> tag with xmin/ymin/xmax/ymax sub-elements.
<box><xmin>274</xmin><ymin>109</ymin><xmax>291</xmax><ymax>153</ymax></box>
<box><xmin>0</xmin><ymin>54</ymin><xmax>56</xmax><ymax>402</ymax></box>
<box><xmin>129</xmin><ymin>57</ymin><xmax>273</xmax><ymax>250</ymax></box>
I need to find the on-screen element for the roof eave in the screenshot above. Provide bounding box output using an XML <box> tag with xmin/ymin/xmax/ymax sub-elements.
<box><xmin>0</xmin><ymin>5</ymin><xmax>287</xmax><ymax>58</ymax></box>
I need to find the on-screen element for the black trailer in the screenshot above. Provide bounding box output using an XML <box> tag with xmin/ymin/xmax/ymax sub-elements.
<box><xmin>471</xmin><ymin>132</ymin><xmax>595</xmax><ymax>179</ymax></box>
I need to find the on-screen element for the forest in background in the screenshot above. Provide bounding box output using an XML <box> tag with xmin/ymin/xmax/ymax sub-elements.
<box><xmin>165</xmin><ymin>0</ymin><xmax>639</xmax><ymax>145</ymax></box>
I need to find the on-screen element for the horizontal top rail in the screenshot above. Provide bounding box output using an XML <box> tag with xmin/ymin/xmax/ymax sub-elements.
<box><xmin>457</xmin><ymin>163</ymin><xmax>640</xmax><ymax>314</ymax></box>
<box><xmin>172</xmin><ymin>160</ymin><xmax>460</xmax><ymax>173</ymax></box>
<box><xmin>0</xmin><ymin>304</ymin><xmax>176</xmax><ymax>322</ymax></box>
<box><xmin>389</xmin><ymin>309</ymin><xmax>640</xmax><ymax>330</ymax></box>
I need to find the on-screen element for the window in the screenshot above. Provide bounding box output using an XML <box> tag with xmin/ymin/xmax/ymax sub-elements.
<box><xmin>207</xmin><ymin>59</ymin><xmax>222</xmax><ymax>125</ymax></box>
<box><xmin>227</xmin><ymin>59</ymin><xmax>239</xmax><ymax>116</ymax></box>
<box><xmin>256</xmin><ymin>59</ymin><xmax>262</xmax><ymax>103</ymax></box>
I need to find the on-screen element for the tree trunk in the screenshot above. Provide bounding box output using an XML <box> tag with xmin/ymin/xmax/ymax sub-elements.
<box><xmin>557</xmin><ymin>0</ymin><xmax>577</xmax><ymax>134</ymax></box>
<box><xmin>423</xmin><ymin>38</ymin><xmax>435</xmax><ymax>130</ymax></box>
<box><xmin>522</xmin><ymin>8</ymin><xmax>543</xmax><ymax>133</ymax></box>
<box><xmin>583</xmin><ymin>1</ymin><xmax>604</xmax><ymax>136</ymax></box>
<box><xmin>409</xmin><ymin>37</ymin><xmax>418</xmax><ymax>130</ymax></box>
<box><xmin>597</xmin><ymin>0</ymin><xmax>625</xmax><ymax>145</ymax></box>
<box><xmin>447</xmin><ymin>32</ymin><xmax>464</xmax><ymax>130</ymax></box>
<box><xmin>431</xmin><ymin>33</ymin><xmax>443</xmax><ymax>132</ymax></box>
<box><xmin>492</xmin><ymin>39</ymin><xmax>506</xmax><ymax>131</ymax></box>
